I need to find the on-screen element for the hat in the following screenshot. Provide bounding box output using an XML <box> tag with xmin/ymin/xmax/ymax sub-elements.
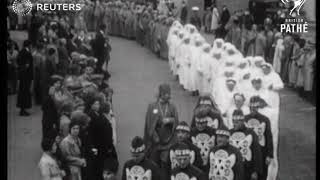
<box><xmin>224</xmin><ymin>70</ymin><xmax>235</xmax><ymax>78</ymax></box>
<box><xmin>233</xmin><ymin>93</ymin><xmax>245</xmax><ymax>102</ymax></box>
<box><xmin>251</xmin><ymin>77</ymin><xmax>262</xmax><ymax>84</ymax></box>
<box><xmin>68</xmin><ymin>84</ymin><xmax>83</xmax><ymax>93</ymax></box>
<box><xmin>216</xmin><ymin>125</ymin><xmax>230</xmax><ymax>137</ymax></box>
<box><xmin>130</xmin><ymin>136</ymin><xmax>146</xmax><ymax>153</ymax></box>
<box><xmin>226</xmin><ymin>79</ymin><xmax>236</xmax><ymax>85</ymax></box>
<box><xmin>261</xmin><ymin>63</ymin><xmax>272</xmax><ymax>69</ymax></box>
<box><xmin>194</xmin><ymin>105</ymin><xmax>211</xmax><ymax>120</ymax></box>
<box><xmin>232</xmin><ymin>109</ymin><xmax>244</xmax><ymax>121</ymax></box>
<box><xmin>191</xmin><ymin>6</ymin><xmax>199</xmax><ymax>11</ymax></box>
<box><xmin>172</xmin><ymin>142</ymin><xmax>191</xmax><ymax>157</ymax></box>
<box><xmin>50</xmin><ymin>75</ymin><xmax>64</xmax><ymax>82</ymax></box>
<box><xmin>176</xmin><ymin>121</ymin><xmax>191</xmax><ymax>132</ymax></box>
<box><xmin>159</xmin><ymin>83</ymin><xmax>171</xmax><ymax>95</ymax></box>
<box><xmin>249</xmin><ymin>96</ymin><xmax>260</xmax><ymax>108</ymax></box>
<box><xmin>71</xmin><ymin>110</ymin><xmax>90</xmax><ymax>125</ymax></box>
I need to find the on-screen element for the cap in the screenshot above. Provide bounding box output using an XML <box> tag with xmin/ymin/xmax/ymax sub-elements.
<box><xmin>50</xmin><ymin>75</ymin><xmax>64</xmax><ymax>82</ymax></box>
<box><xmin>192</xmin><ymin>6</ymin><xmax>199</xmax><ymax>11</ymax></box>
<box><xmin>226</xmin><ymin>79</ymin><xmax>236</xmax><ymax>85</ymax></box>
<box><xmin>216</xmin><ymin>125</ymin><xmax>230</xmax><ymax>137</ymax></box>
<box><xmin>172</xmin><ymin>142</ymin><xmax>191</xmax><ymax>157</ymax></box>
<box><xmin>232</xmin><ymin>109</ymin><xmax>244</xmax><ymax>121</ymax></box>
<box><xmin>130</xmin><ymin>136</ymin><xmax>146</xmax><ymax>153</ymax></box>
<box><xmin>159</xmin><ymin>83</ymin><xmax>171</xmax><ymax>95</ymax></box>
<box><xmin>176</xmin><ymin>121</ymin><xmax>191</xmax><ymax>132</ymax></box>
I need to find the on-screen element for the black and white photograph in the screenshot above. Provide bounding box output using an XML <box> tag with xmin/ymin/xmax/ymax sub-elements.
<box><xmin>6</xmin><ymin>0</ymin><xmax>316</xmax><ymax>180</ymax></box>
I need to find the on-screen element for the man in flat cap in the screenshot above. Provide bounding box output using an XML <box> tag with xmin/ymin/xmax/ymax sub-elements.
<box><xmin>208</xmin><ymin>125</ymin><xmax>244</xmax><ymax>180</ymax></box>
<box><xmin>144</xmin><ymin>84</ymin><xmax>179</xmax><ymax>169</ymax></box>
<box><xmin>190</xmin><ymin>6</ymin><xmax>202</xmax><ymax>31</ymax></box>
<box><xmin>122</xmin><ymin>136</ymin><xmax>161</xmax><ymax>180</ymax></box>
<box><xmin>229</xmin><ymin>110</ymin><xmax>262</xmax><ymax>180</ymax></box>
<box><xmin>170</xmin><ymin>142</ymin><xmax>207</xmax><ymax>180</ymax></box>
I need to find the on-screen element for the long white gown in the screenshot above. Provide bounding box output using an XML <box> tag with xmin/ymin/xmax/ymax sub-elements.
<box><xmin>261</xmin><ymin>66</ymin><xmax>284</xmax><ymax>180</ymax></box>
<box><xmin>199</xmin><ymin>44</ymin><xmax>213</xmax><ymax>95</ymax></box>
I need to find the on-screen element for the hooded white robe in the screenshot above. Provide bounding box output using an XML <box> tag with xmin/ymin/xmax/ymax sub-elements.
<box><xmin>261</xmin><ymin>65</ymin><xmax>284</xmax><ymax>180</ymax></box>
<box><xmin>197</xmin><ymin>44</ymin><xmax>213</xmax><ymax>95</ymax></box>
<box><xmin>190</xmin><ymin>35</ymin><xmax>206</xmax><ymax>92</ymax></box>
<box><xmin>167</xmin><ymin>28</ymin><xmax>180</xmax><ymax>74</ymax></box>
<box><xmin>176</xmin><ymin>34</ymin><xmax>192</xmax><ymax>89</ymax></box>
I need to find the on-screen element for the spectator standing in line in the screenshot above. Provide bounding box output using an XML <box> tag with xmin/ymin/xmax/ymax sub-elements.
<box><xmin>180</xmin><ymin>1</ymin><xmax>188</xmax><ymax>25</ymax></box>
<box><xmin>189</xmin><ymin>7</ymin><xmax>202</xmax><ymax>31</ymax></box>
<box><xmin>210</xmin><ymin>4</ymin><xmax>220</xmax><ymax>36</ymax></box>
<box><xmin>16</xmin><ymin>40</ymin><xmax>33</xmax><ymax>116</ymax></box>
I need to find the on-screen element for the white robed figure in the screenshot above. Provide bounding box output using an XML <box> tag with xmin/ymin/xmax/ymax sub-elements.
<box><xmin>260</xmin><ymin>63</ymin><xmax>284</xmax><ymax>180</ymax></box>
<box><xmin>201</xmin><ymin>43</ymin><xmax>215</xmax><ymax>95</ymax></box>
<box><xmin>175</xmin><ymin>30</ymin><xmax>192</xmax><ymax>89</ymax></box>
<box><xmin>250</xmin><ymin>56</ymin><xmax>265</xmax><ymax>78</ymax></box>
<box><xmin>167</xmin><ymin>28</ymin><xmax>181</xmax><ymax>74</ymax></box>
<box><xmin>190</xmin><ymin>34</ymin><xmax>206</xmax><ymax>93</ymax></box>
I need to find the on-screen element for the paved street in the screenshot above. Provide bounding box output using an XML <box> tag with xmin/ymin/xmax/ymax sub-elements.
<box><xmin>8</xmin><ymin>32</ymin><xmax>315</xmax><ymax>180</ymax></box>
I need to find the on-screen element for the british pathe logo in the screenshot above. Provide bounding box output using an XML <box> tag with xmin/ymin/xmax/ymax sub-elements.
<box><xmin>281</xmin><ymin>0</ymin><xmax>306</xmax><ymax>16</ymax></box>
<box><xmin>12</xmin><ymin>0</ymin><xmax>33</xmax><ymax>16</ymax></box>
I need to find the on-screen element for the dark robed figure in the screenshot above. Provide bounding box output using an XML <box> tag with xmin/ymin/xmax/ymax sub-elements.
<box><xmin>144</xmin><ymin>84</ymin><xmax>179</xmax><ymax>169</ymax></box>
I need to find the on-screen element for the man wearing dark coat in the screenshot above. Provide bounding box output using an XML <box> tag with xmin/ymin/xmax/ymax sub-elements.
<box><xmin>189</xmin><ymin>7</ymin><xmax>202</xmax><ymax>31</ymax></box>
<box><xmin>16</xmin><ymin>40</ymin><xmax>33</xmax><ymax>116</ymax></box>
<box><xmin>93</xmin><ymin>24</ymin><xmax>110</xmax><ymax>73</ymax></box>
<box><xmin>229</xmin><ymin>110</ymin><xmax>263</xmax><ymax>180</ymax></box>
<box><xmin>122</xmin><ymin>136</ymin><xmax>161</xmax><ymax>180</ymax></box>
<box><xmin>244</xmin><ymin>96</ymin><xmax>273</xmax><ymax>180</ymax></box>
<box><xmin>217</xmin><ymin>5</ymin><xmax>230</xmax><ymax>38</ymax></box>
<box><xmin>144</xmin><ymin>84</ymin><xmax>179</xmax><ymax>169</ymax></box>
<box><xmin>86</xmin><ymin>98</ymin><xmax>114</xmax><ymax>180</ymax></box>
<box><xmin>180</xmin><ymin>1</ymin><xmax>188</xmax><ymax>25</ymax></box>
